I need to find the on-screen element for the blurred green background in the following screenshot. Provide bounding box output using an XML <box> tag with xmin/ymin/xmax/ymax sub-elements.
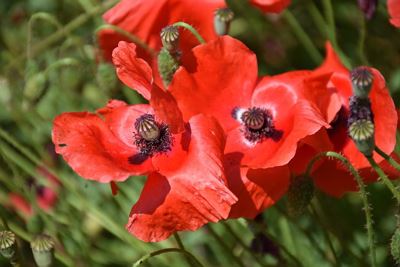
<box><xmin>0</xmin><ymin>0</ymin><xmax>399</xmax><ymax>266</ymax></box>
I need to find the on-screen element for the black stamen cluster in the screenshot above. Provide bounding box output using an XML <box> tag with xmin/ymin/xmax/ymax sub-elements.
<box><xmin>347</xmin><ymin>96</ymin><xmax>374</xmax><ymax>127</ymax></box>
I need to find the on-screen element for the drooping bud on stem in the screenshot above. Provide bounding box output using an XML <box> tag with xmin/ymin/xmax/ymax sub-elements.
<box><xmin>357</xmin><ymin>0</ymin><xmax>378</xmax><ymax>20</ymax></box>
<box><xmin>287</xmin><ymin>175</ymin><xmax>314</xmax><ymax>217</ymax></box>
<box><xmin>31</xmin><ymin>234</ymin><xmax>55</xmax><ymax>267</ymax></box>
<box><xmin>347</xmin><ymin>96</ymin><xmax>375</xmax><ymax>157</ymax></box>
<box><xmin>214</xmin><ymin>7</ymin><xmax>234</xmax><ymax>36</ymax></box>
<box><xmin>350</xmin><ymin>66</ymin><xmax>373</xmax><ymax>99</ymax></box>
<box><xmin>160</xmin><ymin>26</ymin><xmax>180</xmax><ymax>54</ymax></box>
<box><xmin>0</xmin><ymin>230</ymin><xmax>16</xmax><ymax>260</ymax></box>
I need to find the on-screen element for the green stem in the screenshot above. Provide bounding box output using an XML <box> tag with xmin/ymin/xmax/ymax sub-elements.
<box><xmin>375</xmin><ymin>147</ymin><xmax>400</xmax><ymax>172</ymax></box>
<box><xmin>173</xmin><ymin>233</ymin><xmax>200</xmax><ymax>267</ymax></box>
<box><xmin>172</xmin><ymin>22</ymin><xmax>205</xmax><ymax>44</ymax></box>
<box><xmin>282</xmin><ymin>11</ymin><xmax>323</xmax><ymax>65</ymax></box>
<box><xmin>94</xmin><ymin>24</ymin><xmax>156</xmax><ymax>57</ymax></box>
<box><xmin>222</xmin><ymin>222</ymin><xmax>271</xmax><ymax>267</ymax></box>
<box><xmin>7</xmin><ymin>0</ymin><xmax>119</xmax><ymax>70</ymax></box>
<box><xmin>309</xmin><ymin>203</ymin><xmax>339</xmax><ymax>266</ymax></box>
<box><xmin>322</xmin><ymin>0</ymin><xmax>337</xmax><ymax>47</ymax></box>
<box><xmin>206</xmin><ymin>225</ymin><xmax>247</xmax><ymax>267</ymax></box>
<box><xmin>305</xmin><ymin>151</ymin><xmax>377</xmax><ymax>267</ymax></box>
<box><xmin>358</xmin><ymin>16</ymin><xmax>368</xmax><ymax>65</ymax></box>
<box><xmin>307</xmin><ymin>1</ymin><xmax>328</xmax><ymax>38</ymax></box>
<box><xmin>132</xmin><ymin>248</ymin><xmax>205</xmax><ymax>267</ymax></box>
<box><xmin>366</xmin><ymin>156</ymin><xmax>400</xmax><ymax>203</ymax></box>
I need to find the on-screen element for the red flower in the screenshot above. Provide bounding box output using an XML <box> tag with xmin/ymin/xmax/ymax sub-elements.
<box><xmin>163</xmin><ymin>36</ymin><xmax>329</xmax><ymax>218</ymax></box>
<box><xmin>388</xmin><ymin>0</ymin><xmax>400</xmax><ymax>27</ymax></box>
<box><xmin>98</xmin><ymin>0</ymin><xmax>225</xmax><ymax>61</ymax></box>
<box><xmin>250</xmin><ymin>0</ymin><xmax>291</xmax><ymax>13</ymax></box>
<box><xmin>301</xmin><ymin>43</ymin><xmax>398</xmax><ymax>196</ymax></box>
<box><xmin>53</xmin><ymin>41</ymin><xmax>237</xmax><ymax>241</ymax></box>
<box><xmin>8</xmin><ymin>167</ymin><xmax>59</xmax><ymax>218</ymax></box>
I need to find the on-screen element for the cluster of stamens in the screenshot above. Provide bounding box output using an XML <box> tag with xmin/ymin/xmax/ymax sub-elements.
<box><xmin>232</xmin><ymin>107</ymin><xmax>282</xmax><ymax>143</ymax></box>
<box><xmin>132</xmin><ymin>114</ymin><xmax>173</xmax><ymax>161</ymax></box>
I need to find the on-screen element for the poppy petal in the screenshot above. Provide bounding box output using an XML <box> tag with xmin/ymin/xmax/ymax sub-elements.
<box><xmin>388</xmin><ymin>0</ymin><xmax>400</xmax><ymax>27</ymax></box>
<box><xmin>250</xmin><ymin>0</ymin><xmax>291</xmax><ymax>13</ymax></box>
<box><xmin>52</xmin><ymin>109</ymin><xmax>152</xmax><ymax>183</ymax></box>
<box><xmin>127</xmin><ymin>115</ymin><xmax>237</xmax><ymax>242</ymax></box>
<box><xmin>112</xmin><ymin>41</ymin><xmax>153</xmax><ymax>99</ymax></box>
<box><xmin>169</xmin><ymin>36</ymin><xmax>258</xmax><ymax>132</ymax></box>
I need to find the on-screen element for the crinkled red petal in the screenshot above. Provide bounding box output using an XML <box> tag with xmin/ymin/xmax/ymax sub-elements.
<box><xmin>250</xmin><ymin>0</ymin><xmax>291</xmax><ymax>13</ymax></box>
<box><xmin>127</xmin><ymin>114</ymin><xmax>237</xmax><ymax>242</ymax></box>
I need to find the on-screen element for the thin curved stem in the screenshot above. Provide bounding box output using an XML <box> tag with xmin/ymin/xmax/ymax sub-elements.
<box><xmin>94</xmin><ymin>24</ymin><xmax>156</xmax><ymax>56</ymax></box>
<box><xmin>132</xmin><ymin>248</ymin><xmax>205</xmax><ymax>267</ymax></box>
<box><xmin>282</xmin><ymin>10</ymin><xmax>323</xmax><ymax>65</ymax></box>
<box><xmin>305</xmin><ymin>151</ymin><xmax>377</xmax><ymax>267</ymax></box>
<box><xmin>322</xmin><ymin>0</ymin><xmax>337</xmax><ymax>47</ymax></box>
<box><xmin>366</xmin><ymin>156</ymin><xmax>400</xmax><ymax>204</ymax></box>
<box><xmin>358</xmin><ymin>17</ymin><xmax>368</xmax><ymax>65</ymax></box>
<box><xmin>375</xmin><ymin>146</ymin><xmax>400</xmax><ymax>172</ymax></box>
<box><xmin>172</xmin><ymin>22</ymin><xmax>205</xmax><ymax>44</ymax></box>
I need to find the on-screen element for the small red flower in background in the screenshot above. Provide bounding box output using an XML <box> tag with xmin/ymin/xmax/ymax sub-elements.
<box><xmin>162</xmin><ymin>36</ymin><xmax>329</xmax><ymax>218</ymax></box>
<box><xmin>250</xmin><ymin>0</ymin><xmax>291</xmax><ymax>13</ymax></box>
<box><xmin>52</xmin><ymin>40</ymin><xmax>237</xmax><ymax>241</ymax></box>
<box><xmin>300</xmin><ymin>43</ymin><xmax>399</xmax><ymax>196</ymax></box>
<box><xmin>8</xmin><ymin>167</ymin><xmax>59</xmax><ymax>218</ymax></box>
<box><xmin>98</xmin><ymin>0</ymin><xmax>225</xmax><ymax>62</ymax></box>
<box><xmin>388</xmin><ymin>0</ymin><xmax>400</xmax><ymax>27</ymax></box>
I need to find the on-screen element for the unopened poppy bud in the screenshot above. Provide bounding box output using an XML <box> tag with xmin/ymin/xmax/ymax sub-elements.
<box><xmin>287</xmin><ymin>175</ymin><xmax>314</xmax><ymax>217</ymax></box>
<box><xmin>160</xmin><ymin>26</ymin><xmax>180</xmax><ymax>53</ymax></box>
<box><xmin>0</xmin><ymin>230</ymin><xmax>16</xmax><ymax>259</ymax></box>
<box><xmin>350</xmin><ymin>66</ymin><xmax>373</xmax><ymax>98</ymax></box>
<box><xmin>157</xmin><ymin>48</ymin><xmax>180</xmax><ymax>87</ymax></box>
<box><xmin>24</xmin><ymin>72</ymin><xmax>47</xmax><ymax>101</ymax></box>
<box><xmin>214</xmin><ymin>7</ymin><xmax>234</xmax><ymax>36</ymax></box>
<box><xmin>31</xmin><ymin>234</ymin><xmax>55</xmax><ymax>267</ymax></box>
<box><xmin>349</xmin><ymin>119</ymin><xmax>375</xmax><ymax>157</ymax></box>
<box><xmin>357</xmin><ymin>0</ymin><xmax>377</xmax><ymax>20</ymax></box>
<box><xmin>136</xmin><ymin>115</ymin><xmax>160</xmax><ymax>141</ymax></box>
<box><xmin>96</xmin><ymin>62</ymin><xmax>118</xmax><ymax>92</ymax></box>
<box><xmin>391</xmin><ymin>227</ymin><xmax>400</xmax><ymax>264</ymax></box>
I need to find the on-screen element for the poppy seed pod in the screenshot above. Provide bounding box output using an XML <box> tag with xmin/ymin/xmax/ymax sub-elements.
<box><xmin>350</xmin><ymin>66</ymin><xmax>373</xmax><ymax>99</ymax></box>
<box><xmin>214</xmin><ymin>7</ymin><xmax>234</xmax><ymax>36</ymax></box>
<box><xmin>31</xmin><ymin>234</ymin><xmax>55</xmax><ymax>267</ymax></box>
<box><xmin>160</xmin><ymin>26</ymin><xmax>180</xmax><ymax>53</ymax></box>
<box><xmin>287</xmin><ymin>175</ymin><xmax>314</xmax><ymax>217</ymax></box>
<box><xmin>0</xmin><ymin>230</ymin><xmax>16</xmax><ymax>260</ymax></box>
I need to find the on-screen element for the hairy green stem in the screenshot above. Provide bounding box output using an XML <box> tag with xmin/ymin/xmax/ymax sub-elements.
<box><xmin>358</xmin><ymin>16</ymin><xmax>368</xmax><ymax>65</ymax></box>
<box><xmin>366</xmin><ymin>156</ymin><xmax>400</xmax><ymax>203</ymax></box>
<box><xmin>172</xmin><ymin>22</ymin><xmax>205</xmax><ymax>44</ymax></box>
<box><xmin>375</xmin><ymin>147</ymin><xmax>400</xmax><ymax>172</ymax></box>
<box><xmin>282</xmin><ymin>11</ymin><xmax>323</xmax><ymax>65</ymax></box>
<box><xmin>132</xmin><ymin>248</ymin><xmax>205</xmax><ymax>267</ymax></box>
<box><xmin>305</xmin><ymin>151</ymin><xmax>377</xmax><ymax>267</ymax></box>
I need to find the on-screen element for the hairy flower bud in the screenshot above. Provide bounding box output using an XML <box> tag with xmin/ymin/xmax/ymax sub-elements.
<box><xmin>157</xmin><ymin>48</ymin><xmax>180</xmax><ymax>87</ymax></box>
<box><xmin>0</xmin><ymin>230</ymin><xmax>16</xmax><ymax>259</ymax></box>
<box><xmin>391</xmin><ymin>227</ymin><xmax>400</xmax><ymax>264</ymax></box>
<box><xmin>350</xmin><ymin>66</ymin><xmax>373</xmax><ymax>99</ymax></box>
<box><xmin>160</xmin><ymin>26</ymin><xmax>180</xmax><ymax>53</ymax></box>
<box><xmin>214</xmin><ymin>8</ymin><xmax>234</xmax><ymax>36</ymax></box>
<box><xmin>287</xmin><ymin>175</ymin><xmax>314</xmax><ymax>217</ymax></box>
<box><xmin>31</xmin><ymin>234</ymin><xmax>55</xmax><ymax>267</ymax></box>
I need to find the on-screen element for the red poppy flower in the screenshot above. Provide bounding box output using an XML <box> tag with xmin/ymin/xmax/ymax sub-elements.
<box><xmin>53</xmin><ymin>41</ymin><xmax>237</xmax><ymax>241</ymax></box>
<box><xmin>300</xmin><ymin>43</ymin><xmax>398</xmax><ymax>196</ymax></box>
<box><xmin>8</xmin><ymin>167</ymin><xmax>59</xmax><ymax>218</ymax></box>
<box><xmin>388</xmin><ymin>0</ymin><xmax>400</xmax><ymax>27</ymax></box>
<box><xmin>98</xmin><ymin>0</ymin><xmax>225</xmax><ymax>62</ymax></box>
<box><xmin>249</xmin><ymin>0</ymin><xmax>291</xmax><ymax>13</ymax></box>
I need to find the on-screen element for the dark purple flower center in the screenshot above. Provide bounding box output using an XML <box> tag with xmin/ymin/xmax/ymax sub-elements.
<box><xmin>232</xmin><ymin>107</ymin><xmax>282</xmax><ymax>143</ymax></box>
<box><xmin>347</xmin><ymin>96</ymin><xmax>374</xmax><ymax>127</ymax></box>
<box><xmin>133</xmin><ymin>114</ymin><xmax>173</xmax><ymax>158</ymax></box>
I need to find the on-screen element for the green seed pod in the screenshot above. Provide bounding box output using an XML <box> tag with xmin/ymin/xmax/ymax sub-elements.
<box><xmin>391</xmin><ymin>227</ymin><xmax>400</xmax><ymax>264</ymax></box>
<box><xmin>348</xmin><ymin>119</ymin><xmax>375</xmax><ymax>157</ymax></box>
<box><xmin>287</xmin><ymin>175</ymin><xmax>315</xmax><ymax>217</ymax></box>
<box><xmin>160</xmin><ymin>26</ymin><xmax>180</xmax><ymax>53</ymax></box>
<box><xmin>0</xmin><ymin>230</ymin><xmax>16</xmax><ymax>259</ymax></box>
<box><xmin>350</xmin><ymin>66</ymin><xmax>373</xmax><ymax>99</ymax></box>
<box><xmin>157</xmin><ymin>48</ymin><xmax>180</xmax><ymax>87</ymax></box>
<box><xmin>31</xmin><ymin>234</ymin><xmax>55</xmax><ymax>267</ymax></box>
<box><xmin>214</xmin><ymin>7</ymin><xmax>234</xmax><ymax>36</ymax></box>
